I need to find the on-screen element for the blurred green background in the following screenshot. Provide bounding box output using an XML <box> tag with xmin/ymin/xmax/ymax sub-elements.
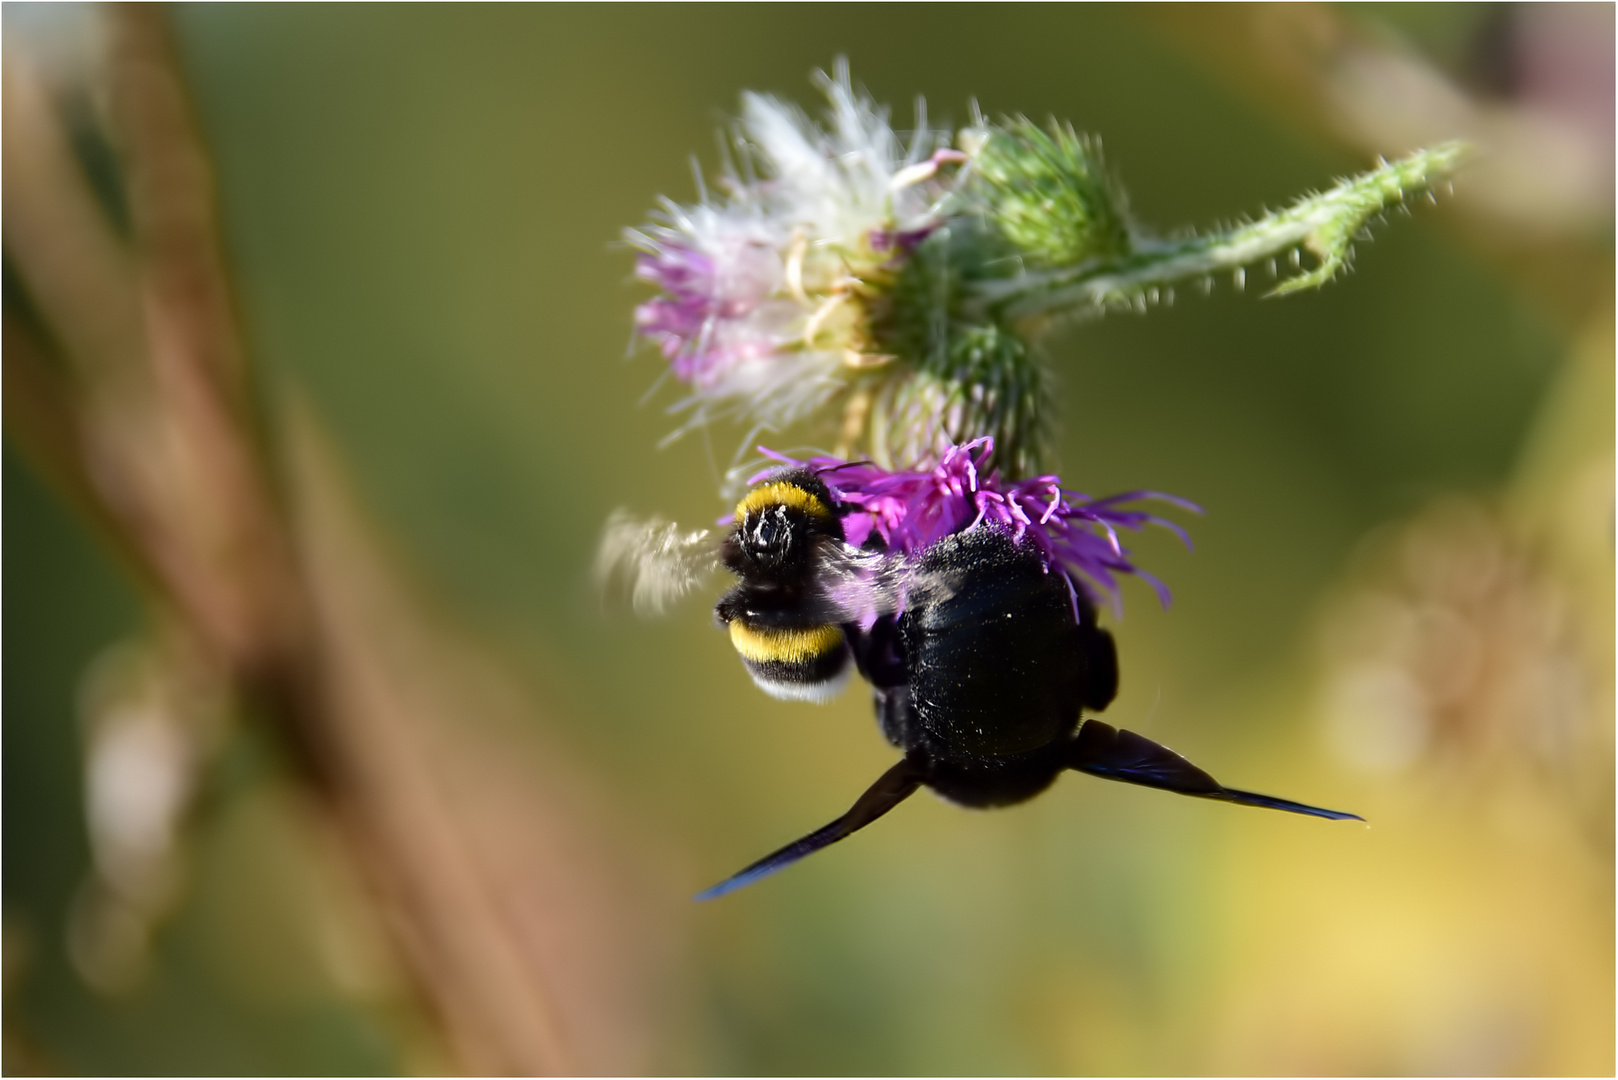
<box><xmin>5</xmin><ymin>4</ymin><xmax>1612</xmax><ymax>1074</ymax></box>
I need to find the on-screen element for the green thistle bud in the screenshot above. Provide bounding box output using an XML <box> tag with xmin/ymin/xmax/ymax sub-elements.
<box><xmin>966</xmin><ymin>120</ymin><xmax>1131</xmax><ymax>269</ymax></box>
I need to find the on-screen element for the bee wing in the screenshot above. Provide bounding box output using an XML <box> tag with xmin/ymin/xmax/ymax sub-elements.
<box><xmin>695</xmin><ymin>757</ymin><xmax>923</xmax><ymax>900</ymax></box>
<box><xmin>594</xmin><ymin>509</ymin><xmax>722</xmax><ymax>616</ymax></box>
<box><xmin>1068</xmin><ymin>720</ymin><xmax>1364</xmax><ymax>822</ymax></box>
<box><xmin>807</xmin><ymin>543</ymin><xmax>965</xmax><ymax>626</ymax></box>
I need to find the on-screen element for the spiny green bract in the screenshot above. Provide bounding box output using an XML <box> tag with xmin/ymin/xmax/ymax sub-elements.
<box><xmin>866</xmin><ymin>215</ymin><xmax>1047</xmax><ymax>477</ymax></box>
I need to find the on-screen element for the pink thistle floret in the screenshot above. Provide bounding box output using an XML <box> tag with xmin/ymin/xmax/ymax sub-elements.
<box><xmin>751</xmin><ymin>437</ymin><xmax>1199</xmax><ymax>614</ymax></box>
<box><xmin>633</xmin><ymin>234</ymin><xmax>787</xmax><ymax>389</ymax></box>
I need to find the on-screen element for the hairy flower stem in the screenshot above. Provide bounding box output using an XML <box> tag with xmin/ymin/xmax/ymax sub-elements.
<box><xmin>979</xmin><ymin>142</ymin><xmax>1468</xmax><ymax>320</ymax></box>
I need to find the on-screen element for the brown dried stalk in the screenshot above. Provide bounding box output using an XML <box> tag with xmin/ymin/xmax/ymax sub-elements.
<box><xmin>3</xmin><ymin>6</ymin><xmax>636</xmax><ymax>1073</ymax></box>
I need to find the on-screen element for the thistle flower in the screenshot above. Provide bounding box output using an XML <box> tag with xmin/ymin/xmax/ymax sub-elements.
<box><xmin>628</xmin><ymin>59</ymin><xmax>961</xmax><ymax>441</ymax></box>
<box><xmin>751</xmin><ymin>437</ymin><xmax>1197</xmax><ymax>615</ymax></box>
<box><xmin>629</xmin><ymin>63</ymin><xmax>1464</xmax><ymax>480</ymax></box>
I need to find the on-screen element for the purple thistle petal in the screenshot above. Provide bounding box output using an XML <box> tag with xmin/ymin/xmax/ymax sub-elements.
<box><xmin>752</xmin><ymin>438</ymin><xmax>1197</xmax><ymax>612</ymax></box>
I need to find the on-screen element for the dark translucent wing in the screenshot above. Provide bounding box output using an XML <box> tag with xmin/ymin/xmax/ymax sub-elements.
<box><xmin>1068</xmin><ymin>720</ymin><xmax>1362</xmax><ymax>822</ymax></box>
<box><xmin>1069</xmin><ymin>720</ymin><xmax>1223</xmax><ymax>792</ymax></box>
<box><xmin>1205</xmin><ymin>787</ymin><xmax>1365</xmax><ymax>819</ymax></box>
<box><xmin>695</xmin><ymin>758</ymin><xmax>924</xmax><ymax>901</ymax></box>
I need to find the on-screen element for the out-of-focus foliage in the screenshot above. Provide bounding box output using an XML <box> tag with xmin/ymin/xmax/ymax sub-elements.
<box><xmin>5</xmin><ymin>4</ymin><xmax>1610</xmax><ymax>1075</ymax></box>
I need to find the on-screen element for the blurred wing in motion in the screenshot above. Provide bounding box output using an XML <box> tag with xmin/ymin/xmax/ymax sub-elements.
<box><xmin>594</xmin><ymin>509</ymin><xmax>721</xmax><ymax>616</ymax></box>
<box><xmin>809</xmin><ymin>542</ymin><xmax>963</xmax><ymax>627</ymax></box>
<box><xmin>696</xmin><ymin>757</ymin><xmax>924</xmax><ymax>900</ymax></box>
<box><xmin>1068</xmin><ymin>720</ymin><xmax>1363</xmax><ymax>822</ymax></box>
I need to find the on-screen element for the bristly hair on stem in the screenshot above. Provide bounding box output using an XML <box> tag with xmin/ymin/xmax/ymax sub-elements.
<box><xmin>627</xmin><ymin>62</ymin><xmax>1465</xmax><ymax>481</ymax></box>
<box><xmin>971</xmin><ymin>141</ymin><xmax>1470</xmax><ymax>320</ymax></box>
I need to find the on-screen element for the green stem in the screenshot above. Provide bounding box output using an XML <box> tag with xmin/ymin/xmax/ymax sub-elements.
<box><xmin>978</xmin><ymin>141</ymin><xmax>1467</xmax><ymax>320</ymax></box>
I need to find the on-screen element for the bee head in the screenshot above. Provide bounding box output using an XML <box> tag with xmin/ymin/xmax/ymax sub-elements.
<box><xmin>725</xmin><ymin>469</ymin><xmax>843</xmax><ymax>581</ymax></box>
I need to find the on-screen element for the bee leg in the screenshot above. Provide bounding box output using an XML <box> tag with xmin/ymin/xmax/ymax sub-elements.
<box><xmin>844</xmin><ymin>615</ymin><xmax>907</xmax><ymax>689</ymax></box>
<box><xmin>1077</xmin><ymin>625</ymin><xmax>1118</xmax><ymax>712</ymax></box>
<box><xmin>846</xmin><ymin>616</ymin><xmax>915</xmax><ymax>747</ymax></box>
<box><xmin>1066</xmin><ymin>720</ymin><xmax>1362</xmax><ymax>822</ymax></box>
<box><xmin>695</xmin><ymin>757</ymin><xmax>925</xmax><ymax>901</ymax></box>
<box><xmin>871</xmin><ymin>684</ymin><xmax>915</xmax><ymax>750</ymax></box>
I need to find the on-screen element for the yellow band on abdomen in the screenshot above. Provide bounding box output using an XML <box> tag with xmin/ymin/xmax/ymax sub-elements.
<box><xmin>728</xmin><ymin>620</ymin><xmax>844</xmax><ymax>664</ymax></box>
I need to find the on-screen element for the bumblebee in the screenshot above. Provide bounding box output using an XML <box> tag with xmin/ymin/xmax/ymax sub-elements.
<box><xmin>714</xmin><ymin>471</ymin><xmax>855</xmax><ymax>702</ymax></box>
<box><xmin>598</xmin><ymin>468</ymin><xmax>1359</xmax><ymax>900</ymax></box>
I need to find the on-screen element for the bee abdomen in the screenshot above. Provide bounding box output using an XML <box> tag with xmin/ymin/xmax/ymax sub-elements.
<box><xmin>728</xmin><ymin>620</ymin><xmax>851</xmax><ymax>703</ymax></box>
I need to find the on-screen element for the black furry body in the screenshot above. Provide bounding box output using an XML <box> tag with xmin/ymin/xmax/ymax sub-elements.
<box><xmin>851</xmin><ymin>528</ymin><xmax>1118</xmax><ymax>807</ymax></box>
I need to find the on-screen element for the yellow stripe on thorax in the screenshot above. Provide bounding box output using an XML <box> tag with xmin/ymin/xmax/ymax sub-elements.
<box><xmin>734</xmin><ymin>481</ymin><xmax>834</xmax><ymax>524</ymax></box>
<box><xmin>728</xmin><ymin>620</ymin><xmax>844</xmax><ymax>664</ymax></box>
